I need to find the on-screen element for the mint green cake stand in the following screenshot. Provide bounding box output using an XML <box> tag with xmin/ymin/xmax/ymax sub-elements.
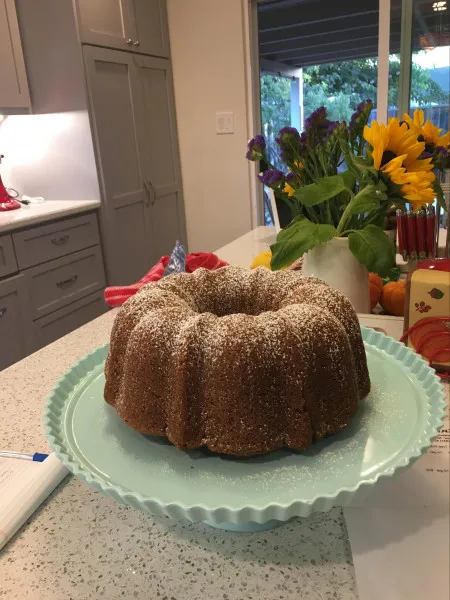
<box><xmin>44</xmin><ymin>327</ymin><xmax>446</xmax><ymax>532</ymax></box>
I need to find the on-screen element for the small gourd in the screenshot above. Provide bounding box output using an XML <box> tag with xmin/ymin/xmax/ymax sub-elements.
<box><xmin>381</xmin><ymin>281</ymin><xmax>406</xmax><ymax>316</ymax></box>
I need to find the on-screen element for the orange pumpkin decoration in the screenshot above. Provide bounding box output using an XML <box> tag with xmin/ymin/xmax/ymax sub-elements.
<box><xmin>381</xmin><ymin>280</ymin><xmax>406</xmax><ymax>316</ymax></box>
<box><xmin>369</xmin><ymin>272</ymin><xmax>384</xmax><ymax>311</ymax></box>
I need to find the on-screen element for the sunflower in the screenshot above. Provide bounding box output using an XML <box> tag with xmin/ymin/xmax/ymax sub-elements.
<box><xmin>402</xmin><ymin>109</ymin><xmax>450</xmax><ymax>148</ymax></box>
<box><xmin>401</xmin><ymin>178</ymin><xmax>436</xmax><ymax>211</ymax></box>
<box><xmin>364</xmin><ymin>118</ymin><xmax>436</xmax><ymax>209</ymax></box>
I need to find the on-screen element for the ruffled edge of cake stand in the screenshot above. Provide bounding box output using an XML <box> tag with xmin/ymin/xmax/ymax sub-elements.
<box><xmin>43</xmin><ymin>327</ymin><xmax>446</xmax><ymax>525</ymax></box>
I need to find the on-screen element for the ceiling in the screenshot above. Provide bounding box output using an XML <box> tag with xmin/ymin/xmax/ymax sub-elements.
<box><xmin>258</xmin><ymin>0</ymin><xmax>450</xmax><ymax>68</ymax></box>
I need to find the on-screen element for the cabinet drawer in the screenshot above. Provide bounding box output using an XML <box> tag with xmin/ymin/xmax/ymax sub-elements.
<box><xmin>0</xmin><ymin>275</ymin><xmax>32</xmax><ymax>371</ymax></box>
<box><xmin>27</xmin><ymin>246</ymin><xmax>105</xmax><ymax>319</ymax></box>
<box><xmin>33</xmin><ymin>291</ymin><xmax>107</xmax><ymax>350</ymax></box>
<box><xmin>12</xmin><ymin>212</ymin><xmax>100</xmax><ymax>269</ymax></box>
<box><xmin>0</xmin><ymin>234</ymin><xmax>18</xmax><ymax>278</ymax></box>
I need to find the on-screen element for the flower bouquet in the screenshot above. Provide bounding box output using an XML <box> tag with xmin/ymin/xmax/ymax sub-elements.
<box><xmin>246</xmin><ymin>102</ymin><xmax>449</xmax><ymax>277</ymax></box>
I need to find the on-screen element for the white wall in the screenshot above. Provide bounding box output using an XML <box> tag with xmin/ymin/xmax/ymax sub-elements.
<box><xmin>0</xmin><ymin>111</ymin><xmax>100</xmax><ymax>200</ymax></box>
<box><xmin>167</xmin><ymin>0</ymin><xmax>255</xmax><ymax>252</ymax></box>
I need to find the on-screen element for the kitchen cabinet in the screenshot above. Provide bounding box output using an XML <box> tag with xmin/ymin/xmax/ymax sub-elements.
<box><xmin>0</xmin><ymin>234</ymin><xmax>18</xmax><ymax>278</ymax></box>
<box><xmin>75</xmin><ymin>0</ymin><xmax>169</xmax><ymax>57</ymax></box>
<box><xmin>0</xmin><ymin>274</ymin><xmax>32</xmax><ymax>370</ymax></box>
<box><xmin>0</xmin><ymin>210</ymin><xmax>106</xmax><ymax>371</ymax></box>
<box><xmin>83</xmin><ymin>46</ymin><xmax>152</xmax><ymax>285</ymax></box>
<box><xmin>0</xmin><ymin>0</ymin><xmax>31</xmax><ymax>112</ymax></box>
<box><xmin>74</xmin><ymin>0</ymin><xmax>135</xmax><ymax>52</ymax></box>
<box><xmin>132</xmin><ymin>0</ymin><xmax>169</xmax><ymax>58</ymax></box>
<box><xmin>134</xmin><ymin>54</ymin><xmax>185</xmax><ymax>263</ymax></box>
<box><xmin>10</xmin><ymin>0</ymin><xmax>186</xmax><ymax>286</ymax></box>
<box><xmin>84</xmin><ymin>46</ymin><xmax>185</xmax><ymax>284</ymax></box>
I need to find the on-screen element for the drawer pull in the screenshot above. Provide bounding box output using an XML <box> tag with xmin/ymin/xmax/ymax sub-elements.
<box><xmin>0</xmin><ymin>307</ymin><xmax>6</xmax><ymax>318</ymax></box>
<box><xmin>51</xmin><ymin>235</ymin><xmax>69</xmax><ymax>246</ymax></box>
<box><xmin>56</xmin><ymin>275</ymin><xmax>78</xmax><ymax>288</ymax></box>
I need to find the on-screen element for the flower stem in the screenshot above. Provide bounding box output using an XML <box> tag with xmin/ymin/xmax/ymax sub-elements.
<box><xmin>335</xmin><ymin>187</ymin><xmax>362</xmax><ymax>236</ymax></box>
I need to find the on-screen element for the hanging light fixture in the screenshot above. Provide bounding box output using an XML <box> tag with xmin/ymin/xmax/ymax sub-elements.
<box><xmin>432</xmin><ymin>1</ymin><xmax>447</xmax><ymax>12</ymax></box>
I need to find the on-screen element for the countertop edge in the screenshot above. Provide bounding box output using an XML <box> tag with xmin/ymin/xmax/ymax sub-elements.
<box><xmin>0</xmin><ymin>200</ymin><xmax>101</xmax><ymax>234</ymax></box>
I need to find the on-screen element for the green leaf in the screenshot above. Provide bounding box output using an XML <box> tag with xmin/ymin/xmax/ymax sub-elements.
<box><xmin>348</xmin><ymin>191</ymin><xmax>381</xmax><ymax>215</ymax></box>
<box><xmin>339</xmin><ymin>138</ymin><xmax>362</xmax><ymax>180</ymax></box>
<box><xmin>292</xmin><ymin>175</ymin><xmax>350</xmax><ymax>207</ymax></box>
<box><xmin>354</xmin><ymin>156</ymin><xmax>379</xmax><ymax>177</ymax></box>
<box><xmin>342</xmin><ymin>170</ymin><xmax>357</xmax><ymax>191</ymax></box>
<box><xmin>347</xmin><ymin>183</ymin><xmax>386</xmax><ymax>215</ymax></box>
<box><xmin>382</xmin><ymin>266</ymin><xmax>401</xmax><ymax>285</ymax></box>
<box><xmin>348</xmin><ymin>225</ymin><xmax>395</xmax><ymax>277</ymax></box>
<box><xmin>270</xmin><ymin>216</ymin><xmax>336</xmax><ymax>270</ymax></box>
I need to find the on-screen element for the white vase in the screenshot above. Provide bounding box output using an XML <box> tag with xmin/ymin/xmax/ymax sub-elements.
<box><xmin>302</xmin><ymin>237</ymin><xmax>370</xmax><ymax>313</ymax></box>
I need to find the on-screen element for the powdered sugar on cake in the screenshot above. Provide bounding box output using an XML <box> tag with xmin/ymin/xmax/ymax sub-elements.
<box><xmin>104</xmin><ymin>266</ymin><xmax>371</xmax><ymax>457</ymax></box>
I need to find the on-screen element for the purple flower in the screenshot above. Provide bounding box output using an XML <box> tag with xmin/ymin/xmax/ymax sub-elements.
<box><xmin>420</xmin><ymin>151</ymin><xmax>434</xmax><ymax>160</ymax></box>
<box><xmin>327</xmin><ymin>121</ymin><xmax>339</xmax><ymax>135</ymax></box>
<box><xmin>349</xmin><ymin>99</ymin><xmax>373</xmax><ymax>136</ymax></box>
<box><xmin>275</xmin><ymin>127</ymin><xmax>302</xmax><ymax>164</ymax></box>
<box><xmin>304</xmin><ymin>106</ymin><xmax>327</xmax><ymax>130</ymax></box>
<box><xmin>246</xmin><ymin>135</ymin><xmax>266</xmax><ymax>160</ymax></box>
<box><xmin>275</xmin><ymin>126</ymin><xmax>301</xmax><ymax>145</ymax></box>
<box><xmin>434</xmin><ymin>145</ymin><xmax>450</xmax><ymax>169</ymax></box>
<box><xmin>257</xmin><ymin>169</ymin><xmax>284</xmax><ymax>187</ymax></box>
<box><xmin>285</xmin><ymin>172</ymin><xmax>296</xmax><ymax>181</ymax></box>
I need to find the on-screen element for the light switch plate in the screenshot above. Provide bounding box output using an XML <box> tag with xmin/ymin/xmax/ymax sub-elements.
<box><xmin>216</xmin><ymin>112</ymin><xmax>234</xmax><ymax>134</ymax></box>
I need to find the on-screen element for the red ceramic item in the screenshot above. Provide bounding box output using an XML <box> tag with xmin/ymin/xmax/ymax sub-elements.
<box><xmin>0</xmin><ymin>174</ymin><xmax>21</xmax><ymax>211</ymax></box>
<box><xmin>417</xmin><ymin>258</ymin><xmax>450</xmax><ymax>272</ymax></box>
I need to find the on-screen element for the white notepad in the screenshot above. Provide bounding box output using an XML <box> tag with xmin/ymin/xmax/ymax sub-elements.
<box><xmin>0</xmin><ymin>453</ymin><xmax>68</xmax><ymax>550</ymax></box>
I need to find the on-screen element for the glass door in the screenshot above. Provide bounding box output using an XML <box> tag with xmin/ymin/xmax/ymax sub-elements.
<box><xmin>257</xmin><ymin>0</ymin><xmax>381</xmax><ymax>225</ymax></box>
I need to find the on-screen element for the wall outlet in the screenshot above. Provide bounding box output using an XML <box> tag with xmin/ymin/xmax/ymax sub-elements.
<box><xmin>216</xmin><ymin>112</ymin><xmax>234</xmax><ymax>134</ymax></box>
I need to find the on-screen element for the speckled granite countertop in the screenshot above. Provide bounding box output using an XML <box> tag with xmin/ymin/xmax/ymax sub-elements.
<box><xmin>0</xmin><ymin>310</ymin><xmax>359</xmax><ymax>600</ymax></box>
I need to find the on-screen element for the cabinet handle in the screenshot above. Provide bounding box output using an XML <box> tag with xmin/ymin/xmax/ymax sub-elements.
<box><xmin>56</xmin><ymin>274</ymin><xmax>78</xmax><ymax>288</ymax></box>
<box><xmin>126</xmin><ymin>38</ymin><xmax>133</xmax><ymax>46</ymax></box>
<box><xmin>51</xmin><ymin>234</ymin><xmax>69</xmax><ymax>246</ymax></box>
<box><xmin>145</xmin><ymin>179</ymin><xmax>156</xmax><ymax>206</ymax></box>
<box><xmin>0</xmin><ymin>307</ymin><xmax>6</xmax><ymax>318</ymax></box>
<box><xmin>133</xmin><ymin>40</ymin><xmax>140</xmax><ymax>47</ymax></box>
<box><xmin>143</xmin><ymin>180</ymin><xmax>152</xmax><ymax>206</ymax></box>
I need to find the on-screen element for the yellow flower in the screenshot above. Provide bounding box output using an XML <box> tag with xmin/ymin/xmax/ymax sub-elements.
<box><xmin>380</xmin><ymin>154</ymin><xmax>411</xmax><ymax>185</ymax></box>
<box><xmin>402</xmin><ymin>109</ymin><xmax>450</xmax><ymax>148</ymax></box>
<box><xmin>402</xmin><ymin>179</ymin><xmax>436</xmax><ymax>211</ymax></box>
<box><xmin>364</xmin><ymin>118</ymin><xmax>427</xmax><ymax>170</ymax></box>
<box><xmin>250</xmin><ymin>250</ymin><xmax>272</xmax><ymax>270</ymax></box>
<box><xmin>251</xmin><ymin>250</ymin><xmax>288</xmax><ymax>270</ymax></box>
<box><xmin>284</xmin><ymin>183</ymin><xmax>295</xmax><ymax>197</ymax></box>
<box><xmin>364</xmin><ymin>117</ymin><xmax>436</xmax><ymax>210</ymax></box>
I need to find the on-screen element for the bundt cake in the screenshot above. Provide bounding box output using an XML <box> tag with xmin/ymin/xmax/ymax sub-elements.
<box><xmin>104</xmin><ymin>266</ymin><xmax>370</xmax><ymax>457</ymax></box>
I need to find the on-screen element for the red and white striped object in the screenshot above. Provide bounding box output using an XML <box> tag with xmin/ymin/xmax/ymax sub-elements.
<box><xmin>104</xmin><ymin>252</ymin><xmax>228</xmax><ymax>307</ymax></box>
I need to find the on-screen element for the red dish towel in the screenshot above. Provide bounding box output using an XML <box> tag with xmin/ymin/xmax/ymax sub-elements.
<box><xmin>104</xmin><ymin>252</ymin><xmax>228</xmax><ymax>307</ymax></box>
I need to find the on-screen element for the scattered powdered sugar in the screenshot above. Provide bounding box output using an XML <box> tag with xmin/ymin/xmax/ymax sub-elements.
<box><xmin>105</xmin><ymin>266</ymin><xmax>370</xmax><ymax>457</ymax></box>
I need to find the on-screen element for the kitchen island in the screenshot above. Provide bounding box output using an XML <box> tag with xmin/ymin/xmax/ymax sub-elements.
<box><xmin>0</xmin><ymin>227</ymin><xmax>403</xmax><ymax>600</ymax></box>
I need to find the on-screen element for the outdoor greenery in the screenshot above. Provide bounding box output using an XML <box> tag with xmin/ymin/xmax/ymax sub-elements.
<box><xmin>260</xmin><ymin>74</ymin><xmax>292</xmax><ymax>169</ymax></box>
<box><xmin>260</xmin><ymin>54</ymin><xmax>449</xmax><ymax>155</ymax></box>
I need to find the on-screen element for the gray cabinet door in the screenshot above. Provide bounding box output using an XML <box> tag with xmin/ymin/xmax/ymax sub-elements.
<box><xmin>131</xmin><ymin>0</ymin><xmax>169</xmax><ymax>58</ymax></box>
<box><xmin>83</xmin><ymin>46</ymin><xmax>152</xmax><ymax>285</ymax></box>
<box><xmin>74</xmin><ymin>0</ymin><xmax>136</xmax><ymax>52</ymax></box>
<box><xmin>0</xmin><ymin>275</ymin><xmax>32</xmax><ymax>371</ymax></box>
<box><xmin>0</xmin><ymin>0</ymin><xmax>30</xmax><ymax>111</ymax></box>
<box><xmin>134</xmin><ymin>55</ymin><xmax>186</xmax><ymax>263</ymax></box>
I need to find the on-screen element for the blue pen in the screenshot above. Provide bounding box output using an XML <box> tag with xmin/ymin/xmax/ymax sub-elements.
<box><xmin>0</xmin><ymin>451</ymin><xmax>49</xmax><ymax>462</ymax></box>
